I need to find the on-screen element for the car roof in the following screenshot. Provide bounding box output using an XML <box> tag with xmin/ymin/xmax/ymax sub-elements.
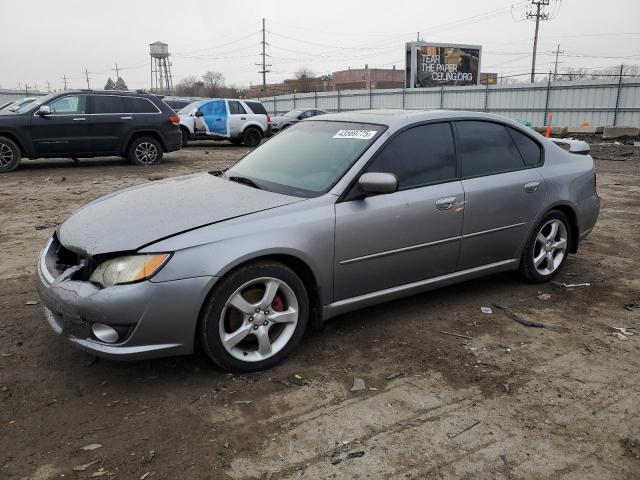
<box><xmin>59</xmin><ymin>90</ymin><xmax>158</xmax><ymax>97</ymax></box>
<box><xmin>315</xmin><ymin>109</ymin><xmax>526</xmax><ymax>129</ymax></box>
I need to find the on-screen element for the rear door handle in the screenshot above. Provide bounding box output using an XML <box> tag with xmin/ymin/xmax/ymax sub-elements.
<box><xmin>240</xmin><ymin>117</ymin><xmax>246</xmax><ymax>120</ymax></box>
<box><xmin>120</xmin><ymin>116</ymin><xmax>132</xmax><ymax>120</ymax></box>
<box><xmin>435</xmin><ymin>197</ymin><xmax>456</xmax><ymax>210</ymax></box>
<box><xmin>524</xmin><ymin>181</ymin><xmax>540</xmax><ymax>193</ymax></box>
<box><xmin>72</xmin><ymin>117</ymin><xmax>86</xmax><ymax>121</ymax></box>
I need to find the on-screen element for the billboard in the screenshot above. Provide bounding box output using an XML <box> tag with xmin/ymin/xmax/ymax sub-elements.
<box><xmin>406</xmin><ymin>42</ymin><xmax>482</xmax><ymax>88</ymax></box>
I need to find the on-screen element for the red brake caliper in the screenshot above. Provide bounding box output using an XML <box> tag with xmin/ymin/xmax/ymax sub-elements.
<box><xmin>271</xmin><ymin>293</ymin><xmax>285</xmax><ymax>312</ymax></box>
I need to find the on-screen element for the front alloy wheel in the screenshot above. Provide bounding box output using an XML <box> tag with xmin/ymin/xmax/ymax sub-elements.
<box><xmin>200</xmin><ymin>261</ymin><xmax>309</xmax><ymax>372</ymax></box>
<box><xmin>220</xmin><ymin>277</ymin><xmax>299</xmax><ymax>362</ymax></box>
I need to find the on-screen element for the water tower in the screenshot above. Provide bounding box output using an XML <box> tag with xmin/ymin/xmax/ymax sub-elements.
<box><xmin>149</xmin><ymin>41</ymin><xmax>173</xmax><ymax>94</ymax></box>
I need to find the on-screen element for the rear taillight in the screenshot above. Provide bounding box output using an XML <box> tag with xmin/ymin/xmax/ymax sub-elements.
<box><xmin>168</xmin><ymin>114</ymin><xmax>180</xmax><ymax>125</ymax></box>
<box><xmin>266</xmin><ymin>113</ymin><xmax>271</xmax><ymax>125</ymax></box>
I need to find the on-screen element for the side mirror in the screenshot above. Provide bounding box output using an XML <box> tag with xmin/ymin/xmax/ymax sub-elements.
<box><xmin>194</xmin><ymin>111</ymin><xmax>204</xmax><ymax>117</ymax></box>
<box><xmin>297</xmin><ymin>115</ymin><xmax>304</xmax><ymax>120</ymax></box>
<box><xmin>358</xmin><ymin>172</ymin><xmax>398</xmax><ymax>196</ymax></box>
<box><xmin>37</xmin><ymin>105</ymin><xmax>51</xmax><ymax>116</ymax></box>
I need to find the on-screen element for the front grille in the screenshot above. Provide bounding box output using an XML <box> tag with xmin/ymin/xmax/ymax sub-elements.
<box><xmin>50</xmin><ymin>235</ymin><xmax>95</xmax><ymax>281</ymax></box>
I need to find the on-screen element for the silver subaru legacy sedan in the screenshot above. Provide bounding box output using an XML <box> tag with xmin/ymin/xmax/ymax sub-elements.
<box><xmin>37</xmin><ymin>110</ymin><xmax>599</xmax><ymax>372</ymax></box>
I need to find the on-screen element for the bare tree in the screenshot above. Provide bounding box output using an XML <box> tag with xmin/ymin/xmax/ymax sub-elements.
<box><xmin>292</xmin><ymin>67</ymin><xmax>316</xmax><ymax>93</ymax></box>
<box><xmin>202</xmin><ymin>71</ymin><xmax>225</xmax><ymax>97</ymax></box>
<box><xmin>175</xmin><ymin>75</ymin><xmax>205</xmax><ymax>97</ymax></box>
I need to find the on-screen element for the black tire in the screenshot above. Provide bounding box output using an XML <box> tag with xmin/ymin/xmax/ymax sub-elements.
<box><xmin>128</xmin><ymin>136</ymin><xmax>163</xmax><ymax>166</ymax></box>
<box><xmin>180</xmin><ymin>128</ymin><xmax>190</xmax><ymax>148</ymax></box>
<box><xmin>0</xmin><ymin>136</ymin><xmax>21</xmax><ymax>172</ymax></box>
<box><xmin>242</xmin><ymin>127</ymin><xmax>262</xmax><ymax>148</ymax></box>
<box><xmin>199</xmin><ymin>260</ymin><xmax>309</xmax><ymax>372</ymax></box>
<box><xmin>520</xmin><ymin>210</ymin><xmax>571</xmax><ymax>283</ymax></box>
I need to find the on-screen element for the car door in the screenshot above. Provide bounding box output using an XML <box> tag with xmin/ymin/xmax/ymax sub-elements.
<box><xmin>455</xmin><ymin>120</ymin><xmax>547</xmax><ymax>270</ymax></box>
<box><xmin>227</xmin><ymin>100</ymin><xmax>248</xmax><ymax>138</ymax></box>
<box><xmin>334</xmin><ymin>122</ymin><xmax>464</xmax><ymax>301</ymax></box>
<box><xmin>199</xmin><ymin>100</ymin><xmax>229</xmax><ymax>138</ymax></box>
<box><xmin>87</xmin><ymin>95</ymin><xmax>132</xmax><ymax>153</ymax></box>
<box><xmin>30</xmin><ymin>94</ymin><xmax>89</xmax><ymax>155</ymax></box>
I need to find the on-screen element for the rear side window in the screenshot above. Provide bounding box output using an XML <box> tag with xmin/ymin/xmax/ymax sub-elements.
<box><xmin>92</xmin><ymin>95</ymin><xmax>126</xmax><ymax>114</ymax></box>
<box><xmin>228</xmin><ymin>100</ymin><xmax>247</xmax><ymax>115</ymax></box>
<box><xmin>367</xmin><ymin>122</ymin><xmax>457</xmax><ymax>189</ymax></box>
<box><xmin>123</xmin><ymin>97</ymin><xmax>159</xmax><ymax>113</ymax></box>
<box><xmin>457</xmin><ymin>121</ymin><xmax>525</xmax><ymax>177</ymax></box>
<box><xmin>507</xmin><ymin>127</ymin><xmax>542</xmax><ymax>167</ymax></box>
<box><xmin>245</xmin><ymin>101</ymin><xmax>267</xmax><ymax>115</ymax></box>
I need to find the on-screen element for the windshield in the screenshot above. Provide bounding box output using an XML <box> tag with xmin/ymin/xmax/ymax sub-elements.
<box><xmin>225</xmin><ymin>121</ymin><xmax>386</xmax><ymax>197</ymax></box>
<box><xmin>177</xmin><ymin>101</ymin><xmax>200</xmax><ymax>115</ymax></box>
<box><xmin>283</xmin><ymin>109</ymin><xmax>303</xmax><ymax>117</ymax></box>
<box><xmin>14</xmin><ymin>94</ymin><xmax>55</xmax><ymax>113</ymax></box>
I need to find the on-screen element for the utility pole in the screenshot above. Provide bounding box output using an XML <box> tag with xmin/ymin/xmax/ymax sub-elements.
<box><xmin>256</xmin><ymin>18</ymin><xmax>271</xmax><ymax>91</ymax></box>
<box><xmin>62</xmin><ymin>75</ymin><xmax>69</xmax><ymax>90</ymax></box>
<box><xmin>552</xmin><ymin>44</ymin><xmax>564</xmax><ymax>81</ymax></box>
<box><xmin>113</xmin><ymin>63</ymin><xmax>120</xmax><ymax>79</ymax></box>
<box><xmin>84</xmin><ymin>68</ymin><xmax>91</xmax><ymax>89</ymax></box>
<box><xmin>527</xmin><ymin>0</ymin><xmax>551</xmax><ymax>83</ymax></box>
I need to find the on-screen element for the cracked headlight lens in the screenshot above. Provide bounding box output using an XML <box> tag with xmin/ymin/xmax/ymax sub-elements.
<box><xmin>89</xmin><ymin>254</ymin><xmax>170</xmax><ymax>287</ymax></box>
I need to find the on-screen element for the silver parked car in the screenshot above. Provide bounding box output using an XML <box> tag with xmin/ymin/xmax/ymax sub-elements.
<box><xmin>36</xmin><ymin>110</ymin><xmax>599</xmax><ymax>372</ymax></box>
<box><xmin>271</xmin><ymin>108</ymin><xmax>327</xmax><ymax>133</ymax></box>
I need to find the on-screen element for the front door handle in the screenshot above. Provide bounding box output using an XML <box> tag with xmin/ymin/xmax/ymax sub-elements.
<box><xmin>435</xmin><ymin>197</ymin><xmax>456</xmax><ymax>210</ymax></box>
<box><xmin>72</xmin><ymin>117</ymin><xmax>86</xmax><ymax>121</ymax></box>
<box><xmin>120</xmin><ymin>116</ymin><xmax>133</xmax><ymax>120</ymax></box>
<box><xmin>524</xmin><ymin>181</ymin><xmax>540</xmax><ymax>193</ymax></box>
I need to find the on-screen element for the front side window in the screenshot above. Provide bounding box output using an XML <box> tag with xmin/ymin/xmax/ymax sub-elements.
<box><xmin>92</xmin><ymin>95</ymin><xmax>126</xmax><ymax>114</ymax></box>
<box><xmin>367</xmin><ymin>122</ymin><xmax>457</xmax><ymax>189</ymax></box>
<box><xmin>49</xmin><ymin>95</ymin><xmax>86</xmax><ymax>114</ymax></box>
<box><xmin>224</xmin><ymin>121</ymin><xmax>386</xmax><ymax>197</ymax></box>
<box><xmin>200</xmin><ymin>100</ymin><xmax>226</xmax><ymax>116</ymax></box>
<box><xmin>228</xmin><ymin>100</ymin><xmax>246</xmax><ymax>115</ymax></box>
<box><xmin>457</xmin><ymin>121</ymin><xmax>526</xmax><ymax>178</ymax></box>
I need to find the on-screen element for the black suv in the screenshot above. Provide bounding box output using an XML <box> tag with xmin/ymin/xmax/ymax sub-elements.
<box><xmin>0</xmin><ymin>90</ymin><xmax>181</xmax><ymax>172</ymax></box>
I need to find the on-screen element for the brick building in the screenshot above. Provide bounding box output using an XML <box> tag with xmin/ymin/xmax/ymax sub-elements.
<box><xmin>332</xmin><ymin>65</ymin><xmax>404</xmax><ymax>90</ymax></box>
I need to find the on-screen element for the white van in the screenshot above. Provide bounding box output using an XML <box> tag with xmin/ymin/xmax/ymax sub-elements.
<box><xmin>178</xmin><ymin>98</ymin><xmax>271</xmax><ymax>147</ymax></box>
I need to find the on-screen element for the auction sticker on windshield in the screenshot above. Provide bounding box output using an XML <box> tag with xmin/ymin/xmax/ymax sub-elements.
<box><xmin>332</xmin><ymin>130</ymin><xmax>378</xmax><ymax>140</ymax></box>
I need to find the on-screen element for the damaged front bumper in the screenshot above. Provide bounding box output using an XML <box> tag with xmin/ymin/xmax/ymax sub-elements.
<box><xmin>36</xmin><ymin>236</ymin><xmax>215</xmax><ymax>361</ymax></box>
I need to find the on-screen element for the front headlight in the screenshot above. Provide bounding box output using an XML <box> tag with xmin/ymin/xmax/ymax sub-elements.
<box><xmin>89</xmin><ymin>254</ymin><xmax>170</xmax><ymax>287</ymax></box>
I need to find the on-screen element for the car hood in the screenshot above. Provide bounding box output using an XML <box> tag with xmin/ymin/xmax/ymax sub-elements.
<box><xmin>58</xmin><ymin>173</ymin><xmax>304</xmax><ymax>256</ymax></box>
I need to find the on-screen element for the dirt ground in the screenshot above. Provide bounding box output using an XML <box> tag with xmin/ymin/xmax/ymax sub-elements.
<box><xmin>0</xmin><ymin>140</ymin><xmax>639</xmax><ymax>480</ymax></box>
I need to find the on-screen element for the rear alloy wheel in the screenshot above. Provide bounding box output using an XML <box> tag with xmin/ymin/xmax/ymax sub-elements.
<box><xmin>0</xmin><ymin>136</ymin><xmax>21</xmax><ymax>172</ymax></box>
<box><xmin>180</xmin><ymin>128</ymin><xmax>189</xmax><ymax>147</ymax></box>
<box><xmin>128</xmin><ymin>137</ymin><xmax>163</xmax><ymax>166</ymax></box>
<box><xmin>242</xmin><ymin>127</ymin><xmax>262</xmax><ymax>148</ymax></box>
<box><xmin>521</xmin><ymin>210</ymin><xmax>570</xmax><ymax>283</ymax></box>
<box><xmin>200</xmin><ymin>261</ymin><xmax>309</xmax><ymax>372</ymax></box>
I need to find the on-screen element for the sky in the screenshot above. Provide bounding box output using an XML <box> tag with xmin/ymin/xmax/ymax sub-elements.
<box><xmin>0</xmin><ymin>0</ymin><xmax>639</xmax><ymax>92</ymax></box>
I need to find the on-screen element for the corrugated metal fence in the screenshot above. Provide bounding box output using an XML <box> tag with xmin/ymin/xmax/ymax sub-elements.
<box><xmin>258</xmin><ymin>78</ymin><xmax>640</xmax><ymax>127</ymax></box>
